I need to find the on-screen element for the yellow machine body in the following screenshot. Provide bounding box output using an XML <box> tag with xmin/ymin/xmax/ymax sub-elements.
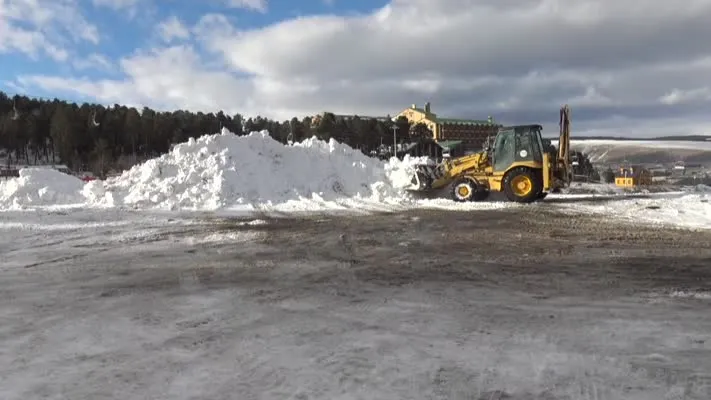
<box><xmin>409</xmin><ymin>105</ymin><xmax>572</xmax><ymax>203</ymax></box>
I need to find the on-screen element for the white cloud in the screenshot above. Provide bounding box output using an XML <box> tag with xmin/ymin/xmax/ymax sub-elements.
<box><xmin>91</xmin><ymin>0</ymin><xmax>144</xmax><ymax>19</ymax></box>
<box><xmin>659</xmin><ymin>87</ymin><xmax>711</xmax><ymax>105</ymax></box>
<box><xmin>0</xmin><ymin>0</ymin><xmax>99</xmax><ymax>61</ymax></box>
<box><xmin>11</xmin><ymin>0</ymin><xmax>711</xmax><ymax>136</ymax></box>
<box><xmin>17</xmin><ymin>46</ymin><xmax>255</xmax><ymax>114</ymax></box>
<box><xmin>0</xmin><ymin>24</ymin><xmax>69</xmax><ymax>61</ymax></box>
<box><xmin>156</xmin><ymin>16</ymin><xmax>190</xmax><ymax>42</ymax></box>
<box><xmin>73</xmin><ymin>53</ymin><xmax>113</xmax><ymax>71</ymax></box>
<box><xmin>218</xmin><ymin>0</ymin><xmax>267</xmax><ymax>12</ymax></box>
<box><xmin>91</xmin><ymin>0</ymin><xmax>139</xmax><ymax>11</ymax></box>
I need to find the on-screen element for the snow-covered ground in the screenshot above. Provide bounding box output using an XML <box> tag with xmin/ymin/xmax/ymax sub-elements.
<box><xmin>2</xmin><ymin>130</ymin><xmax>710</xmax><ymax>230</ymax></box>
<box><xmin>2</xmin><ymin>208</ymin><xmax>711</xmax><ymax>400</ymax></box>
<box><xmin>3</xmin><ymin>131</ymin><xmax>711</xmax><ymax>399</ymax></box>
<box><xmin>554</xmin><ymin>191</ymin><xmax>710</xmax><ymax>230</ymax></box>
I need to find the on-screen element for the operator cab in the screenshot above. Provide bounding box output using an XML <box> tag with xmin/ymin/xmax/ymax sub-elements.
<box><xmin>491</xmin><ymin>124</ymin><xmax>545</xmax><ymax>172</ymax></box>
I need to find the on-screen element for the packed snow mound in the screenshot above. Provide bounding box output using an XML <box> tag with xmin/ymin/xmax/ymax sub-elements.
<box><xmin>561</xmin><ymin>182</ymin><xmax>626</xmax><ymax>195</ymax></box>
<box><xmin>557</xmin><ymin>191</ymin><xmax>711</xmax><ymax>230</ymax></box>
<box><xmin>385</xmin><ymin>154</ymin><xmax>436</xmax><ymax>189</ymax></box>
<box><xmin>87</xmin><ymin>129</ymin><xmax>419</xmax><ymax>210</ymax></box>
<box><xmin>0</xmin><ymin>167</ymin><xmax>85</xmax><ymax>209</ymax></box>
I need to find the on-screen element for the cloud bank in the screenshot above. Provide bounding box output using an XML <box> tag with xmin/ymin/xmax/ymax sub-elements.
<box><xmin>3</xmin><ymin>0</ymin><xmax>711</xmax><ymax>136</ymax></box>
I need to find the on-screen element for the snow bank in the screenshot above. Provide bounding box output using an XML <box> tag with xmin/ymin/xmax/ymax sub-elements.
<box><xmin>85</xmin><ymin>129</ymin><xmax>420</xmax><ymax>211</ymax></box>
<box><xmin>631</xmin><ymin>194</ymin><xmax>711</xmax><ymax>230</ymax></box>
<box><xmin>0</xmin><ymin>167</ymin><xmax>85</xmax><ymax>209</ymax></box>
<box><xmin>559</xmin><ymin>182</ymin><xmax>683</xmax><ymax>196</ymax></box>
<box><xmin>561</xmin><ymin>182</ymin><xmax>626</xmax><ymax>195</ymax></box>
<box><xmin>2</xmin><ymin>130</ymin><xmax>708</xmax><ymax>231</ymax></box>
<box><xmin>385</xmin><ymin>155</ymin><xmax>435</xmax><ymax>188</ymax></box>
<box><xmin>557</xmin><ymin>191</ymin><xmax>711</xmax><ymax>230</ymax></box>
<box><xmin>689</xmin><ymin>184</ymin><xmax>711</xmax><ymax>193</ymax></box>
<box><xmin>0</xmin><ymin>131</ymin><xmax>431</xmax><ymax>213</ymax></box>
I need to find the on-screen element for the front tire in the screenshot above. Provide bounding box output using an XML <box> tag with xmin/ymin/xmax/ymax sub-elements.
<box><xmin>503</xmin><ymin>167</ymin><xmax>542</xmax><ymax>203</ymax></box>
<box><xmin>451</xmin><ymin>177</ymin><xmax>477</xmax><ymax>202</ymax></box>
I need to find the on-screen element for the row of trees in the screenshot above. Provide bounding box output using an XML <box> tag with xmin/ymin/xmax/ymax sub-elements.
<box><xmin>0</xmin><ymin>91</ymin><xmax>606</xmax><ymax>183</ymax></box>
<box><xmin>0</xmin><ymin>91</ymin><xmax>427</xmax><ymax>176</ymax></box>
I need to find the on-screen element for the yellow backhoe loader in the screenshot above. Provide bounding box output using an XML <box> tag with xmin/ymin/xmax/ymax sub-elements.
<box><xmin>408</xmin><ymin>105</ymin><xmax>572</xmax><ymax>203</ymax></box>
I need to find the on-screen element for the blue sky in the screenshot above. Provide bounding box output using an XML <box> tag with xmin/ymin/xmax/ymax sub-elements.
<box><xmin>1</xmin><ymin>0</ymin><xmax>388</xmax><ymax>102</ymax></box>
<box><xmin>1</xmin><ymin>0</ymin><xmax>710</xmax><ymax>136</ymax></box>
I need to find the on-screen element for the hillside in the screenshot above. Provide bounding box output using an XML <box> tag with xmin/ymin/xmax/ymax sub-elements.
<box><xmin>576</xmin><ymin>135</ymin><xmax>711</xmax><ymax>141</ymax></box>
<box><xmin>550</xmin><ymin>139</ymin><xmax>711</xmax><ymax>165</ymax></box>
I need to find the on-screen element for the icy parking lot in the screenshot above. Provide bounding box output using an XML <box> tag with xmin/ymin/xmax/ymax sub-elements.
<box><xmin>2</xmin><ymin>130</ymin><xmax>711</xmax><ymax>399</ymax></box>
<box><xmin>2</xmin><ymin>208</ymin><xmax>711</xmax><ymax>400</ymax></box>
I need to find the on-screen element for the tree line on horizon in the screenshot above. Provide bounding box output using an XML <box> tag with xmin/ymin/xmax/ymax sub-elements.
<box><xmin>2</xmin><ymin>91</ymin><xmax>683</xmax><ymax>183</ymax></box>
<box><xmin>0</xmin><ymin>91</ymin><xmax>433</xmax><ymax>177</ymax></box>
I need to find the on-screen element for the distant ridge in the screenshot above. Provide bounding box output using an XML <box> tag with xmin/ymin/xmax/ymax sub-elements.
<box><xmin>576</xmin><ymin>135</ymin><xmax>711</xmax><ymax>141</ymax></box>
<box><xmin>544</xmin><ymin>135</ymin><xmax>711</xmax><ymax>141</ymax></box>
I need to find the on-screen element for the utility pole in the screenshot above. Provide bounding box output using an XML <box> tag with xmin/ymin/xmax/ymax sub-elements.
<box><xmin>391</xmin><ymin>125</ymin><xmax>398</xmax><ymax>159</ymax></box>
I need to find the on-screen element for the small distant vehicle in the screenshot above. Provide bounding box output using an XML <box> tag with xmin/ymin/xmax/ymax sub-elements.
<box><xmin>76</xmin><ymin>172</ymin><xmax>97</xmax><ymax>182</ymax></box>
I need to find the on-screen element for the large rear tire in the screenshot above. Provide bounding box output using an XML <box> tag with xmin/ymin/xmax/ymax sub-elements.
<box><xmin>503</xmin><ymin>167</ymin><xmax>542</xmax><ymax>203</ymax></box>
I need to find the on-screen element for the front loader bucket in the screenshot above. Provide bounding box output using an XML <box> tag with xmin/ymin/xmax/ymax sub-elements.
<box><xmin>407</xmin><ymin>165</ymin><xmax>437</xmax><ymax>191</ymax></box>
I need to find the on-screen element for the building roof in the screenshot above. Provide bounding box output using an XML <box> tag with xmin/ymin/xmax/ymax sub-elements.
<box><xmin>334</xmin><ymin>114</ymin><xmax>390</xmax><ymax>121</ymax></box>
<box><xmin>502</xmin><ymin>124</ymin><xmax>543</xmax><ymax>131</ymax></box>
<box><xmin>400</xmin><ymin>104</ymin><xmax>495</xmax><ymax>126</ymax></box>
<box><xmin>437</xmin><ymin>117</ymin><xmax>494</xmax><ymax>126</ymax></box>
<box><xmin>436</xmin><ymin>140</ymin><xmax>463</xmax><ymax>150</ymax></box>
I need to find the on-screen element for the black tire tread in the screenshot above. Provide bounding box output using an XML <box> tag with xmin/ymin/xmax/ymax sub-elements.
<box><xmin>450</xmin><ymin>177</ymin><xmax>477</xmax><ymax>202</ymax></box>
<box><xmin>503</xmin><ymin>167</ymin><xmax>543</xmax><ymax>203</ymax></box>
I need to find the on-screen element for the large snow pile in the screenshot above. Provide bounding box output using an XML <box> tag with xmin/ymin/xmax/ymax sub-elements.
<box><xmin>384</xmin><ymin>154</ymin><xmax>435</xmax><ymax>188</ymax></box>
<box><xmin>3</xmin><ymin>130</ymin><xmax>708</xmax><ymax>229</ymax></box>
<box><xmin>0</xmin><ymin>167</ymin><xmax>85</xmax><ymax>209</ymax></box>
<box><xmin>84</xmin><ymin>129</ymin><xmax>420</xmax><ymax>211</ymax></box>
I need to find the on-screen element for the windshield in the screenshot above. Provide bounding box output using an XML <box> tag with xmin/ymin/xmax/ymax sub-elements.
<box><xmin>533</xmin><ymin>127</ymin><xmax>544</xmax><ymax>155</ymax></box>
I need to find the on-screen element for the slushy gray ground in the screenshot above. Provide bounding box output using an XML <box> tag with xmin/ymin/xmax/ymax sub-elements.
<box><xmin>2</xmin><ymin>206</ymin><xmax>711</xmax><ymax>400</ymax></box>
